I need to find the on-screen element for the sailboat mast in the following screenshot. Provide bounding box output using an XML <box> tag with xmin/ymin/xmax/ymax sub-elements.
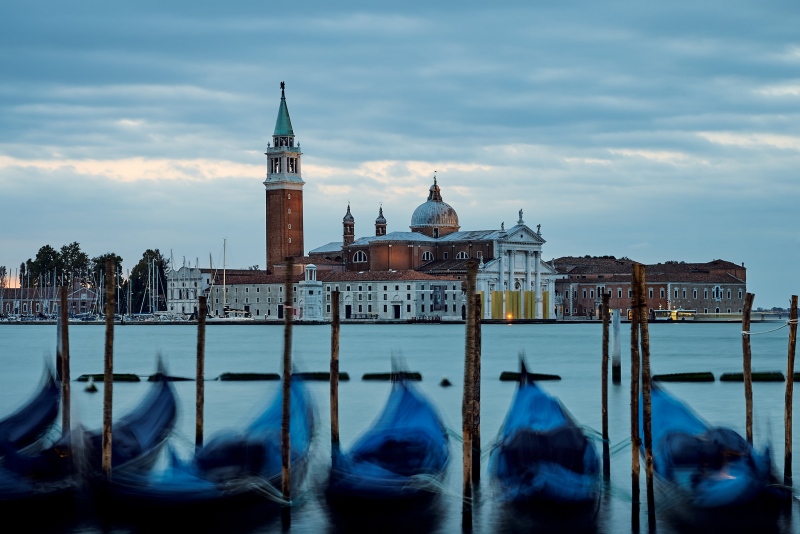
<box><xmin>223</xmin><ymin>238</ymin><xmax>227</xmax><ymax>314</ymax></box>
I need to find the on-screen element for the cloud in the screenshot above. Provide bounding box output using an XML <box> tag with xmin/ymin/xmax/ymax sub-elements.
<box><xmin>0</xmin><ymin>155</ymin><xmax>261</xmax><ymax>183</ymax></box>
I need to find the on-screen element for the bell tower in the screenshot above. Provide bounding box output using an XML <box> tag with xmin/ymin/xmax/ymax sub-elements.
<box><xmin>264</xmin><ymin>82</ymin><xmax>304</xmax><ymax>271</ymax></box>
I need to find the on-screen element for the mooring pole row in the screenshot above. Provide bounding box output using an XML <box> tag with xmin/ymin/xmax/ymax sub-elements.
<box><xmin>742</xmin><ymin>292</ymin><xmax>755</xmax><ymax>445</ymax></box>
<box><xmin>196</xmin><ymin>296</ymin><xmax>207</xmax><ymax>449</ymax></box>
<box><xmin>281</xmin><ymin>257</ymin><xmax>294</xmax><ymax>528</ymax></box>
<box><xmin>635</xmin><ymin>264</ymin><xmax>655</xmax><ymax>529</ymax></box>
<box><xmin>630</xmin><ymin>264</ymin><xmax>641</xmax><ymax>533</ymax></box>
<box><xmin>59</xmin><ymin>286</ymin><xmax>71</xmax><ymax>442</ymax></box>
<box><xmin>330</xmin><ymin>290</ymin><xmax>341</xmax><ymax>461</ymax></box>
<box><xmin>102</xmin><ymin>258</ymin><xmax>115</xmax><ymax>481</ymax></box>
<box><xmin>462</xmin><ymin>261</ymin><xmax>477</xmax><ymax>530</ymax></box>
<box><xmin>601</xmin><ymin>293</ymin><xmax>610</xmax><ymax>480</ymax></box>
<box><xmin>784</xmin><ymin>295</ymin><xmax>798</xmax><ymax>486</ymax></box>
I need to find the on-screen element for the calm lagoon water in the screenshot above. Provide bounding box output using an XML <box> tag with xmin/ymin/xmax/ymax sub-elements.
<box><xmin>1</xmin><ymin>322</ymin><xmax>798</xmax><ymax>533</ymax></box>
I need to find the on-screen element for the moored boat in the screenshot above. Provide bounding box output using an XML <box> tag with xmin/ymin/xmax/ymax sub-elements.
<box><xmin>0</xmin><ymin>367</ymin><xmax>59</xmax><ymax>451</ymax></box>
<box><xmin>326</xmin><ymin>376</ymin><xmax>450</xmax><ymax>504</ymax></box>
<box><xmin>644</xmin><ymin>384</ymin><xmax>792</xmax><ymax>530</ymax></box>
<box><xmin>489</xmin><ymin>359</ymin><xmax>600</xmax><ymax>522</ymax></box>
<box><xmin>105</xmin><ymin>376</ymin><xmax>315</xmax><ymax>528</ymax></box>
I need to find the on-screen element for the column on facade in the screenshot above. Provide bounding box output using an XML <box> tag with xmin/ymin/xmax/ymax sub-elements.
<box><xmin>525</xmin><ymin>251</ymin><xmax>532</xmax><ymax>319</ymax></box>
<box><xmin>534</xmin><ymin>250</ymin><xmax>543</xmax><ymax>318</ymax></box>
<box><xmin>497</xmin><ymin>246</ymin><xmax>505</xmax><ymax>317</ymax></box>
<box><xmin>508</xmin><ymin>250</ymin><xmax>515</xmax><ymax>318</ymax></box>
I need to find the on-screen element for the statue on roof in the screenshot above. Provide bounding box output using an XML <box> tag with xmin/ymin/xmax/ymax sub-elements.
<box><xmin>537</xmin><ymin>224</ymin><xmax>541</xmax><ymax>235</ymax></box>
<box><xmin>501</xmin><ymin>222</ymin><xmax>505</xmax><ymax>231</ymax></box>
<box><xmin>518</xmin><ymin>209</ymin><xmax>524</xmax><ymax>224</ymax></box>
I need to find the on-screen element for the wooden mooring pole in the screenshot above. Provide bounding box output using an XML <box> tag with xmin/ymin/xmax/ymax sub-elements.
<box><xmin>102</xmin><ymin>258</ymin><xmax>115</xmax><ymax>481</ymax></box>
<box><xmin>742</xmin><ymin>292</ymin><xmax>755</xmax><ymax>444</ymax></box>
<box><xmin>635</xmin><ymin>264</ymin><xmax>655</xmax><ymax>529</ymax></box>
<box><xmin>281</xmin><ymin>257</ymin><xmax>294</xmax><ymax>528</ymax></box>
<box><xmin>472</xmin><ymin>293</ymin><xmax>482</xmax><ymax>484</ymax></box>
<box><xmin>785</xmin><ymin>295</ymin><xmax>798</xmax><ymax>486</ymax></box>
<box><xmin>462</xmin><ymin>261</ymin><xmax>477</xmax><ymax>530</ymax></box>
<box><xmin>330</xmin><ymin>290</ymin><xmax>341</xmax><ymax>460</ymax></box>
<box><xmin>195</xmin><ymin>296</ymin><xmax>207</xmax><ymax>449</ymax></box>
<box><xmin>612</xmin><ymin>308</ymin><xmax>621</xmax><ymax>384</ymax></box>
<box><xmin>630</xmin><ymin>265</ymin><xmax>641</xmax><ymax>532</ymax></box>
<box><xmin>59</xmin><ymin>287</ymin><xmax>71</xmax><ymax>439</ymax></box>
<box><xmin>601</xmin><ymin>293</ymin><xmax>610</xmax><ymax>480</ymax></box>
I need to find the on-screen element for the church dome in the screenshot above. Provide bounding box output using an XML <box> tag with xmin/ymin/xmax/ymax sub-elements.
<box><xmin>375</xmin><ymin>206</ymin><xmax>386</xmax><ymax>224</ymax></box>
<box><xmin>410</xmin><ymin>177</ymin><xmax>460</xmax><ymax>231</ymax></box>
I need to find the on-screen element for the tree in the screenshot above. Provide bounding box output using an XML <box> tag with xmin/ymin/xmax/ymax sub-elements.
<box><xmin>248</xmin><ymin>265</ymin><xmax>260</xmax><ymax>270</ymax></box>
<box><xmin>27</xmin><ymin>245</ymin><xmax>62</xmax><ymax>286</ymax></box>
<box><xmin>0</xmin><ymin>265</ymin><xmax>6</xmax><ymax>290</ymax></box>
<box><xmin>129</xmin><ymin>249</ymin><xmax>169</xmax><ymax>314</ymax></box>
<box><xmin>19</xmin><ymin>262</ymin><xmax>26</xmax><ymax>287</ymax></box>
<box><xmin>60</xmin><ymin>242</ymin><xmax>90</xmax><ymax>286</ymax></box>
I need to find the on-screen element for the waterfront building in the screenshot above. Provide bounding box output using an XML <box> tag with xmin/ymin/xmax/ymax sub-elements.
<box><xmin>554</xmin><ymin>257</ymin><xmax>747</xmax><ymax>319</ymax></box>
<box><xmin>1</xmin><ymin>281</ymin><xmax>99</xmax><ymax>318</ymax></box>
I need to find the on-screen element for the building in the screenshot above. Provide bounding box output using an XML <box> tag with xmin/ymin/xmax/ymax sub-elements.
<box><xmin>1</xmin><ymin>281</ymin><xmax>99</xmax><ymax>318</ymax></box>
<box><xmin>554</xmin><ymin>257</ymin><xmax>747</xmax><ymax>319</ymax></box>
<box><xmin>309</xmin><ymin>182</ymin><xmax>561</xmax><ymax>320</ymax></box>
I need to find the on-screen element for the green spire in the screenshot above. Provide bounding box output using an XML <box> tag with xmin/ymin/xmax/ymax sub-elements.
<box><xmin>274</xmin><ymin>81</ymin><xmax>294</xmax><ymax>136</ymax></box>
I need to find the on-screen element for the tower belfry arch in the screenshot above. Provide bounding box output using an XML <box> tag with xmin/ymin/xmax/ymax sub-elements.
<box><xmin>264</xmin><ymin>82</ymin><xmax>305</xmax><ymax>271</ymax></box>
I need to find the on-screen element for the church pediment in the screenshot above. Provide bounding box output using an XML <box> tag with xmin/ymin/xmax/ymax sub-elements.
<box><xmin>500</xmin><ymin>224</ymin><xmax>545</xmax><ymax>245</ymax></box>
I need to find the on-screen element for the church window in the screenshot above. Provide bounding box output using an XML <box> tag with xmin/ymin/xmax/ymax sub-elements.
<box><xmin>477</xmin><ymin>251</ymin><xmax>483</xmax><ymax>259</ymax></box>
<box><xmin>433</xmin><ymin>228</ymin><xmax>439</xmax><ymax>238</ymax></box>
<box><xmin>456</xmin><ymin>251</ymin><xmax>468</xmax><ymax>259</ymax></box>
<box><xmin>618</xmin><ymin>289</ymin><xmax>622</xmax><ymax>298</ymax></box>
<box><xmin>738</xmin><ymin>289</ymin><xmax>742</xmax><ymax>299</ymax></box>
<box><xmin>288</xmin><ymin>193</ymin><xmax>291</xmax><ymax>199</ymax></box>
<box><xmin>648</xmin><ymin>288</ymin><xmax>653</xmax><ymax>298</ymax></box>
<box><xmin>694</xmin><ymin>289</ymin><xmax>698</xmax><ymax>298</ymax></box>
<box><xmin>422</xmin><ymin>251</ymin><xmax>433</xmax><ymax>261</ymax></box>
<box><xmin>590</xmin><ymin>290</ymin><xmax>594</xmax><ymax>299</ymax></box>
<box><xmin>583</xmin><ymin>290</ymin><xmax>587</xmax><ymax>299</ymax></box>
<box><xmin>660</xmin><ymin>289</ymin><xmax>665</xmax><ymax>298</ymax></box>
<box><xmin>288</xmin><ymin>224</ymin><xmax>291</xmax><ymax>230</ymax></box>
<box><xmin>288</xmin><ymin>238</ymin><xmax>291</xmax><ymax>243</ymax></box>
<box><xmin>704</xmin><ymin>289</ymin><xmax>708</xmax><ymax>299</ymax></box>
<box><xmin>675</xmin><ymin>289</ymin><xmax>678</xmax><ymax>299</ymax></box>
<box><xmin>353</xmin><ymin>251</ymin><xmax>367</xmax><ymax>263</ymax></box>
<box><xmin>727</xmin><ymin>289</ymin><xmax>731</xmax><ymax>299</ymax></box>
<box><xmin>287</xmin><ymin>208</ymin><xmax>291</xmax><ymax>214</ymax></box>
<box><xmin>443</xmin><ymin>252</ymin><xmax>449</xmax><ymax>260</ymax></box>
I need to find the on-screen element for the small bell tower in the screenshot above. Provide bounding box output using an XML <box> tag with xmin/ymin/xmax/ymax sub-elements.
<box><xmin>343</xmin><ymin>204</ymin><xmax>355</xmax><ymax>246</ymax></box>
<box><xmin>375</xmin><ymin>206</ymin><xmax>387</xmax><ymax>236</ymax></box>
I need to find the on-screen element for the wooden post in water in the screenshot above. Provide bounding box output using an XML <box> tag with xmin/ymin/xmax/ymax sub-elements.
<box><xmin>462</xmin><ymin>261</ymin><xmax>477</xmax><ymax>529</ymax></box>
<box><xmin>59</xmin><ymin>287</ymin><xmax>71</xmax><ymax>438</ymax></box>
<box><xmin>785</xmin><ymin>295</ymin><xmax>798</xmax><ymax>486</ymax></box>
<box><xmin>330</xmin><ymin>290</ymin><xmax>341</xmax><ymax>460</ymax></box>
<box><xmin>630</xmin><ymin>265</ymin><xmax>641</xmax><ymax>530</ymax></box>
<box><xmin>612</xmin><ymin>308</ymin><xmax>621</xmax><ymax>384</ymax></box>
<box><xmin>742</xmin><ymin>292</ymin><xmax>755</xmax><ymax>444</ymax></box>
<box><xmin>601</xmin><ymin>293</ymin><xmax>611</xmax><ymax>480</ymax></box>
<box><xmin>102</xmin><ymin>258</ymin><xmax>115</xmax><ymax>481</ymax></box>
<box><xmin>281</xmin><ymin>257</ymin><xmax>294</xmax><ymax>526</ymax></box>
<box><xmin>635</xmin><ymin>264</ymin><xmax>655</xmax><ymax>527</ymax></box>
<box><xmin>195</xmin><ymin>296</ymin><xmax>207</xmax><ymax>449</ymax></box>
<box><xmin>472</xmin><ymin>293</ymin><xmax>482</xmax><ymax>484</ymax></box>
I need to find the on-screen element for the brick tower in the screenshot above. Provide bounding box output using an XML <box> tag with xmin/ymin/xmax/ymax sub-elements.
<box><xmin>264</xmin><ymin>82</ymin><xmax>304</xmax><ymax>271</ymax></box>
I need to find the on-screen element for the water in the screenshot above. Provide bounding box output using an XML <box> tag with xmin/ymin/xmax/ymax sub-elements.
<box><xmin>1</xmin><ymin>322</ymin><xmax>798</xmax><ymax>532</ymax></box>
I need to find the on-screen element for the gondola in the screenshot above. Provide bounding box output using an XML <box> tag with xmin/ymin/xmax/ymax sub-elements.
<box><xmin>0</xmin><ymin>367</ymin><xmax>178</xmax><ymax>514</ymax></box>
<box><xmin>0</xmin><ymin>366</ymin><xmax>59</xmax><ymax>451</ymax></box>
<box><xmin>326</xmin><ymin>376</ymin><xmax>450</xmax><ymax>504</ymax></box>
<box><xmin>489</xmin><ymin>359</ymin><xmax>600</xmax><ymax>517</ymax></box>
<box><xmin>643</xmin><ymin>384</ymin><xmax>791</xmax><ymax>530</ymax></box>
<box><xmin>106</xmin><ymin>376</ymin><xmax>315</xmax><ymax>528</ymax></box>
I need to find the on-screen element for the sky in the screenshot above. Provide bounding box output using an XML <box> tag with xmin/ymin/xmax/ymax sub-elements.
<box><xmin>1</xmin><ymin>1</ymin><xmax>799</xmax><ymax>308</ymax></box>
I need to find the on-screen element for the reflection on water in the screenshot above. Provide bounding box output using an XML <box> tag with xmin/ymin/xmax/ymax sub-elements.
<box><xmin>1</xmin><ymin>323</ymin><xmax>799</xmax><ymax>533</ymax></box>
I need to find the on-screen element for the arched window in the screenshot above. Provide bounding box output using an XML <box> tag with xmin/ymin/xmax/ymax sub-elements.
<box><xmin>353</xmin><ymin>251</ymin><xmax>367</xmax><ymax>263</ymax></box>
<box><xmin>422</xmin><ymin>251</ymin><xmax>434</xmax><ymax>261</ymax></box>
<box><xmin>456</xmin><ymin>251</ymin><xmax>469</xmax><ymax>259</ymax></box>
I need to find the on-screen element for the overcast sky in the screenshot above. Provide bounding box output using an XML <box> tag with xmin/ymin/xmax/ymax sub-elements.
<box><xmin>2</xmin><ymin>2</ymin><xmax>798</xmax><ymax>307</ymax></box>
